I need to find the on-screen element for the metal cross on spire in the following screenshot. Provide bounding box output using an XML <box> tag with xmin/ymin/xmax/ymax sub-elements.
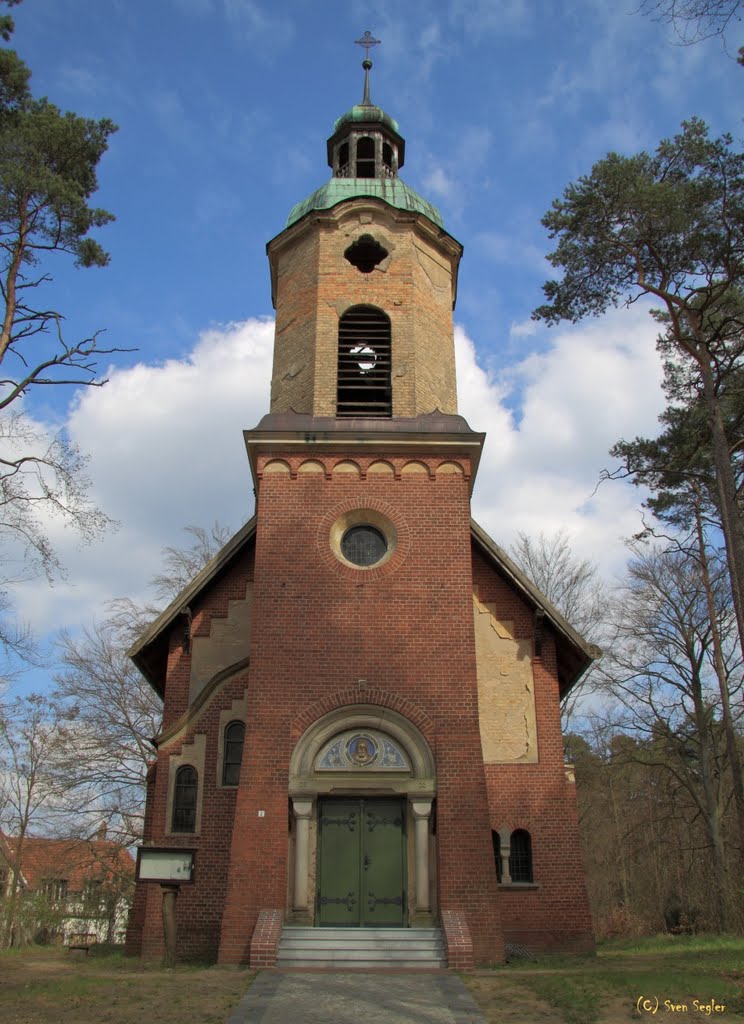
<box><xmin>354</xmin><ymin>30</ymin><xmax>380</xmax><ymax>105</ymax></box>
<box><xmin>355</xmin><ymin>30</ymin><xmax>381</xmax><ymax>61</ymax></box>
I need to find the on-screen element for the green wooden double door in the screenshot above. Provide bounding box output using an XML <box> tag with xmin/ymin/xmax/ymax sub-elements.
<box><xmin>316</xmin><ymin>798</ymin><xmax>407</xmax><ymax>927</ymax></box>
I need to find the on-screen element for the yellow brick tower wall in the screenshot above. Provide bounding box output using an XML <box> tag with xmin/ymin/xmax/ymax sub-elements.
<box><xmin>268</xmin><ymin>198</ymin><xmax>462</xmax><ymax>418</ymax></box>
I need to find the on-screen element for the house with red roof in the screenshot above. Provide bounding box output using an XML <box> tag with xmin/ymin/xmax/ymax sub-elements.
<box><xmin>0</xmin><ymin>828</ymin><xmax>135</xmax><ymax>946</ymax></box>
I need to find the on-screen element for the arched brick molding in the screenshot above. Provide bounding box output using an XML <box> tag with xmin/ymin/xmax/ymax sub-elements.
<box><xmin>290</xmin><ymin>690</ymin><xmax>435</xmax><ymax>746</ymax></box>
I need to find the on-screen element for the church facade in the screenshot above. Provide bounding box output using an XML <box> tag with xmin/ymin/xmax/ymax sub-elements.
<box><xmin>125</xmin><ymin>58</ymin><xmax>594</xmax><ymax>968</ymax></box>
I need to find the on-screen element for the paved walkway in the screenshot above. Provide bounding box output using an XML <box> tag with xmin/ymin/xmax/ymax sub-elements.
<box><xmin>226</xmin><ymin>971</ymin><xmax>486</xmax><ymax>1024</ymax></box>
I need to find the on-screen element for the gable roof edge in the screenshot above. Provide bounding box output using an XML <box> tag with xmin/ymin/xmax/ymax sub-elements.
<box><xmin>470</xmin><ymin>517</ymin><xmax>600</xmax><ymax>683</ymax></box>
<box><xmin>127</xmin><ymin>517</ymin><xmax>257</xmax><ymax>672</ymax></box>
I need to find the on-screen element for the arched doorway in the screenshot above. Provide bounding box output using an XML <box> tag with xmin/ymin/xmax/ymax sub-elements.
<box><xmin>288</xmin><ymin>705</ymin><xmax>436</xmax><ymax>927</ymax></box>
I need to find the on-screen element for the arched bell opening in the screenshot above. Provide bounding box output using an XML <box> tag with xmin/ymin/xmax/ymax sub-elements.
<box><xmin>331</xmin><ymin>133</ymin><xmax>400</xmax><ymax>180</ymax></box>
<box><xmin>337</xmin><ymin>305</ymin><xmax>392</xmax><ymax>418</ymax></box>
<box><xmin>355</xmin><ymin>135</ymin><xmax>376</xmax><ymax>178</ymax></box>
<box><xmin>287</xmin><ymin>706</ymin><xmax>436</xmax><ymax>927</ymax></box>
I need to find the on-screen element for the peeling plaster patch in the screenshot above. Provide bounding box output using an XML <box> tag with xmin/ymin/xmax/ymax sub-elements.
<box><xmin>473</xmin><ymin>594</ymin><xmax>538</xmax><ymax>763</ymax></box>
<box><xmin>414</xmin><ymin>243</ymin><xmax>450</xmax><ymax>290</ymax></box>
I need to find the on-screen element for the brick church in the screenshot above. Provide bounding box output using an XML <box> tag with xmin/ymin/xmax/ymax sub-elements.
<box><xmin>126</xmin><ymin>47</ymin><xmax>594</xmax><ymax>968</ymax></box>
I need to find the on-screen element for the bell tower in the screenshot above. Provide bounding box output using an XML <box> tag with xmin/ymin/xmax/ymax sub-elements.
<box><xmin>267</xmin><ymin>41</ymin><xmax>462</xmax><ymax>421</ymax></box>
<box><xmin>218</xmin><ymin>39</ymin><xmax>504</xmax><ymax>967</ymax></box>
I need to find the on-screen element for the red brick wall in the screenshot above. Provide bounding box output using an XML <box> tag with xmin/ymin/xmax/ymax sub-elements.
<box><xmin>130</xmin><ymin>550</ymin><xmax>254</xmax><ymax>963</ymax></box>
<box><xmin>217</xmin><ymin>453</ymin><xmax>503</xmax><ymax>965</ymax></box>
<box><xmin>134</xmin><ymin>670</ymin><xmax>251</xmax><ymax>962</ymax></box>
<box><xmin>472</xmin><ymin>546</ymin><xmax>594</xmax><ymax>953</ymax></box>
<box><xmin>131</xmin><ymin>472</ymin><xmax>592</xmax><ymax>964</ymax></box>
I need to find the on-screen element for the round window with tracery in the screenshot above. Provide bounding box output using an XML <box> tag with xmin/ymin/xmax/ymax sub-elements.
<box><xmin>340</xmin><ymin>524</ymin><xmax>387</xmax><ymax>567</ymax></box>
<box><xmin>324</xmin><ymin>505</ymin><xmax>402</xmax><ymax>574</ymax></box>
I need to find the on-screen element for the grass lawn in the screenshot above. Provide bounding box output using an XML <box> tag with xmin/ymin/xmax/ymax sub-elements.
<box><xmin>464</xmin><ymin>934</ymin><xmax>744</xmax><ymax>1024</ymax></box>
<box><xmin>0</xmin><ymin>944</ymin><xmax>255</xmax><ymax>1024</ymax></box>
<box><xmin>0</xmin><ymin>935</ymin><xmax>742</xmax><ymax>1024</ymax></box>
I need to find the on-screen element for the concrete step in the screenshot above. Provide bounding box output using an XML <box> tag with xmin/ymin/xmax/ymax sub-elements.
<box><xmin>277</xmin><ymin>927</ymin><xmax>447</xmax><ymax>970</ymax></box>
<box><xmin>279</xmin><ymin>938</ymin><xmax>444</xmax><ymax>952</ymax></box>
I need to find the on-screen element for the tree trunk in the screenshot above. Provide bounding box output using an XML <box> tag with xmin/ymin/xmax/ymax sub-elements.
<box><xmin>693</xmin><ymin>494</ymin><xmax>744</xmax><ymax>888</ymax></box>
<box><xmin>689</xmin><ymin>655</ymin><xmax>731</xmax><ymax>930</ymax></box>
<box><xmin>694</xmin><ymin>341</ymin><xmax>744</xmax><ymax>662</ymax></box>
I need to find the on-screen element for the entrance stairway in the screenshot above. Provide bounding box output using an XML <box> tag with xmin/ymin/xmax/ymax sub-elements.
<box><xmin>276</xmin><ymin>926</ymin><xmax>447</xmax><ymax>969</ymax></box>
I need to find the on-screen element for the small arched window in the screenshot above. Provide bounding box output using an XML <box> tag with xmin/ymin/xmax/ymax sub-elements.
<box><xmin>222</xmin><ymin>721</ymin><xmax>245</xmax><ymax>787</ymax></box>
<box><xmin>491</xmin><ymin>830</ymin><xmax>502</xmax><ymax>884</ymax></box>
<box><xmin>382</xmin><ymin>142</ymin><xmax>393</xmax><ymax>177</ymax></box>
<box><xmin>172</xmin><ymin>765</ymin><xmax>198</xmax><ymax>833</ymax></box>
<box><xmin>509</xmin><ymin>829</ymin><xmax>533</xmax><ymax>883</ymax></box>
<box><xmin>356</xmin><ymin>136</ymin><xmax>375</xmax><ymax>178</ymax></box>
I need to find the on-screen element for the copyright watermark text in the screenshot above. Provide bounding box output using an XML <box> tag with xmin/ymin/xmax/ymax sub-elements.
<box><xmin>636</xmin><ymin>996</ymin><xmax>727</xmax><ymax>1016</ymax></box>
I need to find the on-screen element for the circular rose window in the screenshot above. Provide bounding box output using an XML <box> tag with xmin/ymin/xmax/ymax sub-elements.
<box><xmin>326</xmin><ymin>507</ymin><xmax>398</xmax><ymax>572</ymax></box>
<box><xmin>341</xmin><ymin>525</ymin><xmax>387</xmax><ymax>567</ymax></box>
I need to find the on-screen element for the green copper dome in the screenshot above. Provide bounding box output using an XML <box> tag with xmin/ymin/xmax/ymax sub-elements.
<box><xmin>286</xmin><ymin>177</ymin><xmax>443</xmax><ymax>229</ymax></box>
<box><xmin>283</xmin><ymin>50</ymin><xmax>442</xmax><ymax>232</ymax></box>
<box><xmin>333</xmin><ymin>103</ymin><xmax>400</xmax><ymax>134</ymax></box>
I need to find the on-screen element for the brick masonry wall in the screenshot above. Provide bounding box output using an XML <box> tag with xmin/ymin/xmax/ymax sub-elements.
<box><xmin>131</xmin><ymin>551</ymin><xmax>255</xmax><ymax>963</ymax></box>
<box><xmin>159</xmin><ymin>550</ymin><xmax>253</xmax><ymax>732</ymax></box>
<box><xmin>268</xmin><ymin>201</ymin><xmax>460</xmax><ymax>418</ymax></box>
<box><xmin>135</xmin><ymin>670</ymin><xmax>251</xmax><ymax>963</ymax></box>
<box><xmin>217</xmin><ymin>453</ymin><xmax>503</xmax><ymax>965</ymax></box>
<box><xmin>472</xmin><ymin>546</ymin><xmax>594</xmax><ymax>953</ymax></box>
<box><xmin>131</xmin><ymin>468</ymin><xmax>592</xmax><ymax>964</ymax></box>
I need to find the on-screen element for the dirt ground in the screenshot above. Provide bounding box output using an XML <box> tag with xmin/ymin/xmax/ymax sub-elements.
<box><xmin>2</xmin><ymin>947</ymin><xmax>743</xmax><ymax>1024</ymax></box>
<box><xmin>0</xmin><ymin>947</ymin><xmax>254</xmax><ymax>1024</ymax></box>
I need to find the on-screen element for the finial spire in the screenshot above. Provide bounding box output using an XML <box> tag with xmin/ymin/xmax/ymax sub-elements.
<box><xmin>354</xmin><ymin>30</ymin><xmax>380</xmax><ymax>106</ymax></box>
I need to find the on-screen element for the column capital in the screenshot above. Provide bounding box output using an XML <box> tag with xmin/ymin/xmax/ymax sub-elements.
<box><xmin>292</xmin><ymin>798</ymin><xmax>313</xmax><ymax>819</ymax></box>
<box><xmin>410</xmin><ymin>798</ymin><xmax>432</xmax><ymax>820</ymax></box>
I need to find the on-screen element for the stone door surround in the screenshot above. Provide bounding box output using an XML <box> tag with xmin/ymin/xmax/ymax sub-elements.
<box><xmin>288</xmin><ymin>705</ymin><xmax>436</xmax><ymax>919</ymax></box>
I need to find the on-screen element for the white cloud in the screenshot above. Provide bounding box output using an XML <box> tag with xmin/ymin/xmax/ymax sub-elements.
<box><xmin>509</xmin><ymin>318</ymin><xmax>537</xmax><ymax>339</ymax></box>
<box><xmin>456</xmin><ymin>303</ymin><xmax>666</xmax><ymax>576</ymax></box>
<box><xmin>422</xmin><ymin>165</ymin><xmax>456</xmax><ymax>199</ymax></box>
<box><xmin>13</xmin><ymin>305</ymin><xmax>666</xmax><ymax>640</ymax></box>
<box><xmin>14</xmin><ymin>318</ymin><xmax>274</xmax><ymax>634</ymax></box>
<box><xmin>150</xmin><ymin>88</ymin><xmax>194</xmax><ymax>146</ymax></box>
<box><xmin>57</xmin><ymin>66</ymin><xmax>101</xmax><ymax>96</ymax></box>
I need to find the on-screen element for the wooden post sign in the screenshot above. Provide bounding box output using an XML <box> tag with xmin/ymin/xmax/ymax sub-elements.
<box><xmin>135</xmin><ymin>848</ymin><xmax>195</xmax><ymax>967</ymax></box>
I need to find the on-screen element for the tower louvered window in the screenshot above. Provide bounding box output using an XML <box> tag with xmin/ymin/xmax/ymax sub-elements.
<box><xmin>337</xmin><ymin>306</ymin><xmax>391</xmax><ymax>418</ymax></box>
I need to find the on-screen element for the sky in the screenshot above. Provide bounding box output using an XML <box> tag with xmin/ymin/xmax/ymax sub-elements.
<box><xmin>3</xmin><ymin>0</ymin><xmax>742</xmax><ymax>689</ymax></box>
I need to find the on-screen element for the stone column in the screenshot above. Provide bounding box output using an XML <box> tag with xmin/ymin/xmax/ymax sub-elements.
<box><xmin>292</xmin><ymin>799</ymin><xmax>314</xmax><ymax>911</ymax></box>
<box><xmin>498</xmin><ymin>828</ymin><xmax>512</xmax><ymax>885</ymax></box>
<box><xmin>411</xmin><ymin>799</ymin><xmax>432</xmax><ymax>913</ymax></box>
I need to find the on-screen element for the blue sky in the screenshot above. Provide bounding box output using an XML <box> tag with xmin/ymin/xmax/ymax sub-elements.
<box><xmin>4</xmin><ymin>0</ymin><xmax>742</xmax><ymax>688</ymax></box>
